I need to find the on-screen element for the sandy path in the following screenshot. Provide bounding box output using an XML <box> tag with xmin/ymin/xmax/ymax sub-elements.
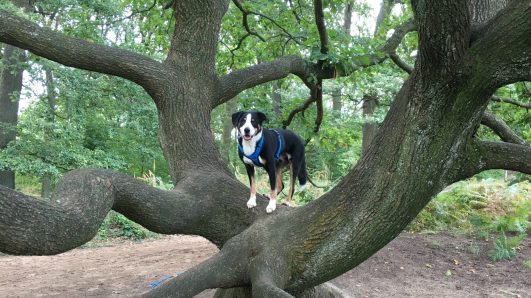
<box><xmin>0</xmin><ymin>233</ymin><xmax>529</xmax><ymax>297</ymax></box>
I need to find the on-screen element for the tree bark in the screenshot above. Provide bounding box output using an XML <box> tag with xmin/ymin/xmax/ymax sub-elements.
<box><xmin>361</xmin><ymin>95</ymin><xmax>378</xmax><ymax>157</ymax></box>
<box><xmin>272</xmin><ymin>81</ymin><xmax>282</xmax><ymax>118</ymax></box>
<box><xmin>331</xmin><ymin>89</ymin><xmax>342</xmax><ymax>115</ymax></box>
<box><xmin>41</xmin><ymin>67</ymin><xmax>56</xmax><ymax>198</ymax></box>
<box><xmin>359</xmin><ymin>0</ymin><xmax>394</xmax><ymax>158</ymax></box>
<box><xmin>0</xmin><ymin>1</ymin><xmax>530</xmax><ymax>297</ymax></box>
<box><xmin>0</xmin><ymin>45</ymin><xmax>25</xmax><ymax>189</ymax></box>
<box><xmin>222</xmin><ymin>98</ymin><xmax>237</xmax><ymax>162</ymax></box>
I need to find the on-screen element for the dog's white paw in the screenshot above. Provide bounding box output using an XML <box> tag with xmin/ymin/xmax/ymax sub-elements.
<box><xmin>266</xmin><ymin>200</ymin><xmax>276</xmax><ymax>213</ymax></box>
<box><xmin>247</xmin><ymin>196</ymin><xmax>257</xmax><ymax>209</ymax></box>
<box><xmin>300</xmin><ymin>183</ymin><xmax>307</xmax><ymax>192</ymax></box>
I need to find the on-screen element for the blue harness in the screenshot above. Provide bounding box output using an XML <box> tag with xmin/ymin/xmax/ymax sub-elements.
<box><xmin>238</xmin><ymin>130</ymin><xmax>282</xmax><ymax>167</ymax></box>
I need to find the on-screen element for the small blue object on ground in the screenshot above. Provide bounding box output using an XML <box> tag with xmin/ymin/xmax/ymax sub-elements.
<box><xmin>150</xmin><ymin>272</ymin><xmax>183</xmax><ymax>289</ymax></box>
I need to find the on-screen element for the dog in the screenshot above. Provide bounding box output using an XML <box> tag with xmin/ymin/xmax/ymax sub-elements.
<box><xmin>232</xmin><ymin>111</ymin><xmax>308</xmax><ymax>213</ymax></box>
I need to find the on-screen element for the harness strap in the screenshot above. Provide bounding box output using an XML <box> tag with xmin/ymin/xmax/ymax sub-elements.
<box><xmin>272</xmin><ymin>129</ymin><xmax>282</xmax><ymax>161</ymax></box>
<box><xmin>238</xmin><ymin>129</ymin><xmax>282</xmax><ymax>166</ymax></box>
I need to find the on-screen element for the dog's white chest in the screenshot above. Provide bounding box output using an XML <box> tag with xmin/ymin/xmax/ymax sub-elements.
<box><xmin>241</xmin><ymin>137</ymin><xmax>265</xmax><ymax>165</ymax></box>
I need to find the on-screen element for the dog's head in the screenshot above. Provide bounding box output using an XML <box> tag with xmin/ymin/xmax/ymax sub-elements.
<box><xmin>232</xmin><ymin>111</ymin><xmax>267</xmax><ymax>141</ymax></box>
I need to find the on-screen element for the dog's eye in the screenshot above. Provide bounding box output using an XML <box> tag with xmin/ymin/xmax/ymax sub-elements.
<box><xmin>251</xmin><ymin>118</ymin><xmax>255</xmax><ymax>122</ymax></box>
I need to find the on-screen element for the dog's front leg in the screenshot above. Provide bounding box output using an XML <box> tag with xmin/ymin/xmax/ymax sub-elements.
<box><xmin>245</xmin><ymin>164</ymin><xmax>257</xmax><ymax>208</ymax></box>
<box><xmin>265</xmin><ymin>164</ymin><xmax>277</xmax><ymax>213</ymax></box>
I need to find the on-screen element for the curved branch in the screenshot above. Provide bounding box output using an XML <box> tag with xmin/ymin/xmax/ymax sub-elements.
<box><xmin>379</xmin><ymin>19</ymin><xmax>416</xmax><ymax>54</ymax></box>
<box><xmin>282</xmin><ymin>87</ymin><xmax>319</xmax><ymax>128</ymax></box>
<box><xmin>481</xmin><ymin>112</ymin><xmax>528</xmax><ymax>145</ymax></box>
<box><xmin>467</xmin><ymin>1</ymin><xmax>531</xmax><ymax>89</ymax></box>
<box><xmin>0</xmin><ymin>169</ymin><xmax>280</xmax><ymax>255</ymax></box>
<box><xmin>232</xmin><ymin>0</ymin><xmax>300</xmax><ymax>44</ymax></box>
<box><xmin>389</xmin><ymin>52</ymin><xmax>413</xmax><ymax>74</ymax></box>
<box><xmin>216</xmin><ymin>55</ymin><xmax>325</xmax><ymax>106</ymax></box>
<box><xmin>216</xmin><ymin>19</ymin><xmax>415</xmax><ymax>106</ymax></box>
<box><xmin>232</xmin><ymin>0</ymin><xmax>266</xmax><ymax>42</ymax></box>
<box><xmin>313</xmin><ymin>0</ymin><xmax>329</xmax><ymax>54</ymax></box>
<box><xmin>459</xmin><ymin>140</ymin><xmax>531</xmax><ymax>180</ymax></box>
<box><xmin>490</xmin><ymin>95</ymin><xmax>531</xmax><ymax>109</ymax></box>
<box><xmin>313</xmin><ymin>81</ymin><xmax>324</xmax><ymax>133</ymax></box>
<box><xmin>413</xmin><ymin>0</ymin><xmax>470</xmax><ymax>72</ymax></box>
<box><xmin>0</xmin><ymin>10</ymin><xmax>167</xmax><ymax>98</ymax></box>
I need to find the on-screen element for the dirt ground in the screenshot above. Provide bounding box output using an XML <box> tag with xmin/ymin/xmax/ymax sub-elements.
<box><xmin>0</xmin><ymin>233</ymin><xmax>529</xmax><ymax>298</ymax></box>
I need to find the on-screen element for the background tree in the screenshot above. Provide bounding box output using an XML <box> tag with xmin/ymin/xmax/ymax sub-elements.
<box><xmin>0</xmin><ymin>43</ymin><xmax>25</xmax><ymax>189</ymax></box>
<box><xmin>0</xmin><ymin>0</ymin><xmax>529</xmax><ymax>297</ymax></box>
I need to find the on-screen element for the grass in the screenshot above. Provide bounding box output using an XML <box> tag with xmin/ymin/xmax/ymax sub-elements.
<box><xmin>408</xmin><ymin>178</ymin><xmax>530</xmax><ymax>235</ymax></box>
<box><xmin>15</xmin><ymin>175</ymin><xmax>42</xmax><ymax>197</ymax></box>
<box><xmin>95</xmin><ymin>211</ymin><xmax>159</xmax><ymax>241</ymax></box>
<box><xmin>467</xmin><ymin>242</ymin><xmax>481</xmax><ymax>256</ymax></box>
<box><xmin>523</xmin><ymin>259</ymin><xmax>531</xmax><ymax>270</ymax></box>
<box><xmin>408</xmin><ymin>177</ymin><xmax>530</xmax><ymax>261</ymax></box>
<box><xmin>489</xmin><ymin>232</ymin><xmax>526</xmax><ymax>261</ymax></box>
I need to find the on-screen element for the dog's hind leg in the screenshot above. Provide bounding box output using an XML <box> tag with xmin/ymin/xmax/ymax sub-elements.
<box><xmin>285</xmin><ymin>163</ymin><xmax>295</xmax><ymax>206</ymax></box>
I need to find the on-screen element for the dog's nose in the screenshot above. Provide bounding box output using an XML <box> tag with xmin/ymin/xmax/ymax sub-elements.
<box><xmin>244</xmin><ymin>128</ymin><xmax>250</xmax><ymax>134</ymax></box>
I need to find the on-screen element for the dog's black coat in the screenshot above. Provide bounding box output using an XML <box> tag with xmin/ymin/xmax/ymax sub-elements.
<box><xmin>232</xmin><ymin>111</ymin><xmax>308</xmax><ymax>195</ymax></box>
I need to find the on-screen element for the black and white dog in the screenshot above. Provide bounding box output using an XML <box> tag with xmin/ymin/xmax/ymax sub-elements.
<box><xmin>232</xmin><ymin>111</ymin><xmax>308</xmax><ymax>213</ymax></box>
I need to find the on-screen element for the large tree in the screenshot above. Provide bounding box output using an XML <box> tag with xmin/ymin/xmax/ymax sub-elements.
<box><xmin>0</xmin><ymin>0</ymin><xmax>529</xmax><ymax>297</ymax></box>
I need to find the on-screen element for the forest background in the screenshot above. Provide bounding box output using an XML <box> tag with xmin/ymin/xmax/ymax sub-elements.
<box><xmin>0</xmin><ymin>0</ymin><xmax>529</xmax><ymax>264</ymax></box>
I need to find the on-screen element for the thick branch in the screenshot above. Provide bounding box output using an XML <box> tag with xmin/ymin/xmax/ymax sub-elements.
<box><xmin>481</xmin><ymin>112</ymin><xmax>528</xmax><ymax>145</ymax></box>
<box><xmin>467</xmin><ymin>1</ymin><xmax>531</xmax><ymax>89</ymax></box>
<box><xmin>389</xmin><ymin>52</ymin><xmax>413</xmax><ymax>74</ymax></box>
<box><xmin>313</xmin><ymin>0</ymin><xmax>329</xmax><ymax>54</ymax></box>
<box><xmin>470</xmin><ymin>0</ymin><xmax>509</xmax><ymax>33</ymax></box>
<box><xmin>0</xmin><ymin>10</ymin><xmax>167</xmax><ymax>98</ymax></box>
<box><xmin>216</xmin><ymin>19</ymin><xmax>414</xmax><ymax>106</ymax></box>
<box><xmin>313</xmin><ymin>81</ymin><xmax>324</xmax><ymax>133</ymax></box>
<box><xmin>0</xmin><ymin>169</ymin><xmax>278</xmax><ymax>255</ymax></box>
<box><xmin>413</xmin><ymin>0</ymin><xmax>470</xmax><ymax>75</ymax></box>
<box><xmin>216</xmin><ymin>55</ymin><xmax>323</xmax><ymax>105</ymax></box>
<box><xmin>459</xmin><ymin>140</ymin><xmax>531</xmax><ymax>180</ymax></box>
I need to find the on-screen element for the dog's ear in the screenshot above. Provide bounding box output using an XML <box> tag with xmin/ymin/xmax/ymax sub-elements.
<box><xmin>257</xmin><ymin>112</ymin><xmax>267</xmax><ymax>124</ymax></box>
<box><xmin>231</xmin><ymin>111</ymin><xmax>244</xmax><ymax>127</ymax></box>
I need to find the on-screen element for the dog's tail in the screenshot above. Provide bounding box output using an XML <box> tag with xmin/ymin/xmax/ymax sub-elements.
<box><xmin>307</xmin><ymin>176</ymin><xmax>328</xmax><ymax>189</ymax></box>
<box><xmin>297</xmin><ymin>157</ymin><xmax>308</xmax><ymax>191</ymax></box>
<box><xmin>298</xmin><ymin>158</ymin><xmax>328</xmax><ymax>190</ymax></box>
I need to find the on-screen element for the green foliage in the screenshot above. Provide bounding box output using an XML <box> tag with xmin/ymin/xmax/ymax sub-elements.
<box><xmin>96</xmin><ymin>211</ymin><xmax>157</xmax><ymax>240</ymax></box>
<box><xmin>489</xmin><ymin>232</ymin><xmax>525</xmax><ymax>262</ymax></box>
<box><xmin>3</xmin><ymin>1</ymin><xmax>529</xmax><ymax>246</ymax></box>
<box><xmin>14</xmin><ymin>175</ymin><xmax>42</xmax><ymax>197</ymax></box>
<box><xmin>408</xmin><ymin>178</ymin><xmax>530</xmax><ymax>234</ymax></box>
<box><xmin>524</xmin><ymin>259</ymin><xmax>531</xmax><ymax>270</ymax></box>
<box><xmin>467</xmin><ymin>242</ymin><xmax>481</xmax><ymax>256</ymax></box>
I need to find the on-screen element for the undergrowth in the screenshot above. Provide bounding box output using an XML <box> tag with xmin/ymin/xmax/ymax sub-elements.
<box><xmin>408</xmin><ymin>176</ymin><xmax>529</xmax><ymax>261</ymax></box>
<box><xmin>408</xmin><ymin>178</ymin><xmax>530</xmax><ymax>235</ymax></box>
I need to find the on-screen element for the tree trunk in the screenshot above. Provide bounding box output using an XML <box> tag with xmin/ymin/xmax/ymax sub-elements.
<box><xmin>361</xmin><ymin>95</ymin><xmax>378</xmax><ymax>157</ymax></box>
<box><xmin>272</xmin><ymin>81</ymin><xmax>282</xmax><ymax>118</ymax></box>
<box><xmin>331</xmin><ymin>88</ymin><xmax>341</xmax><ymax>115</ymax></box>
<box><xmin>222</xmin><ymin>98</ymin><xmax>237</xmax><ymax>161</ymax></box>
<box><xmin>359</xmin><ymin>0</ymin><xmax>395</xmax><ymax>158</ymax></box>
<box><xmin>41</xmin><ymin>67</ymin><xmax>56</xmax><ymax>198</ymax></box>
<box><xmin>0</xmin><ymin>45</ymin><xmax>25</xmax><ymax>189</ymax></box>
